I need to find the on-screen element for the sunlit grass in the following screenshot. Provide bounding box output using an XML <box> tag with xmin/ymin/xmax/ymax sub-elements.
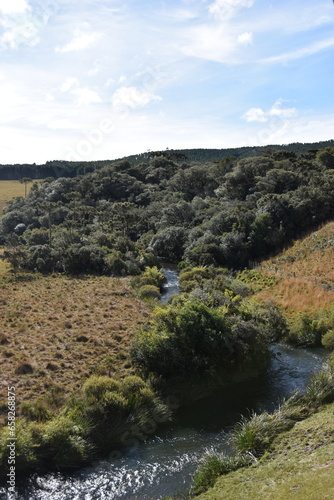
<box><xmin>0</xmin><ymin>179</ymin><xmax>44</xmax><ymax>215</ymax></box>
<box><xmin>0</xmin><ymin>274</ymin><xmax>149</xmax><ymax>426</ymax></box>
<box><xmin>253</xmin><ymin>222</ymin><xmax>334</xmax><ymax>316</ymax></box>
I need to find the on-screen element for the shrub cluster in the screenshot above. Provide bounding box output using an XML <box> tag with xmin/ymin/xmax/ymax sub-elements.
<box><xmin>0</xmin><ymin>375</ymin><xmax>171</xmax><ymax>476</ymax></box>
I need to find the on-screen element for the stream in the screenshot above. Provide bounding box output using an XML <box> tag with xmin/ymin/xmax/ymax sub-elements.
<box><xmin>5</xmin><ymin>268</ymin><xmax>328</xmax><ymax>500</ymax></box>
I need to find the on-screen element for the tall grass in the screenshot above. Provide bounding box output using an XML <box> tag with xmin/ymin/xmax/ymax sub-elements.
<box><xmin>191</xmin><ymin>354</ymin><xmax>334</xmax><ymax>495</ymax></box>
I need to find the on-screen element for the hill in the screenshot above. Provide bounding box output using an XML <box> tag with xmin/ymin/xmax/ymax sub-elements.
<box><xmin>0</xmin><ymin>139</ymin><xmax>333</xmax><ymax>180</ymax></box>
<box><xmin>241</xmin><ymin>222</ymin><xmax>334</xmax><ymax>315</ymax></box>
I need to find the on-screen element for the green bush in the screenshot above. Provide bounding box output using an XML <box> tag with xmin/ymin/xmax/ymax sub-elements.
<box><xmin>40</xmin><ymin>415</ymin><xmax>90</xmax><ymax>468</ymax></box>
<box><xmin>0</xmin><ymin>420</ymin><xmax>38</xmax><ymax>473</ymax></box>
<box><xmin>131</xmin><ymin>299</ymin><xmax>269</xmax><ymax>380</ymax></box>
<box><xmin>322</xmin><ymin>329</ymin><xmax>334</xmax><ymax>350</ymax></box>
<box><xmin>82</xmin><ymin>375</ymin><xmax>122</xmax><ymax>401</ymax></box>
<box><xmin>138</xmin><ymin>284</ymin><xmax>161</xmax><ymax>300</ymax></box>
<box><xmin>131</xmin><ymin>266</ymin><xmax>167</xmax><ymax>291</ymax></box>
<box><xmin>80</xmin><ymin>375</ymin><xmax>171</xmax><ymax>452</ymax></box>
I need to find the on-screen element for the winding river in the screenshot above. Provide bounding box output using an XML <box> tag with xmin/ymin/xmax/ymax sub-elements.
<box><xmin>7</xmin><ymin>269</ymin><xmax>328</xmax><ymax>499</ymax></box>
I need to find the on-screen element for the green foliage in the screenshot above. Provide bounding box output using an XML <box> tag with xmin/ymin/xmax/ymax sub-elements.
<box><xmin>237</xmin><ymin>269</ymin><xmax>277</xmax><ymax>292</ymax></box>
<box><xmin>322</xmin><ymin>329</ymin><xmax>334</xmax><ymax>350</ymax></box>
<box><xmin>40</xmin><ymin>415</ymin><xmax>90</xmax><ymax>468</ymax></box>
<box><xmin>138</xmin><ymin>284</ymin><xmax>161</xmax><ymax>300</ymax></box>
<box><xmin>303</xmin><ymin>366</ymin><xmax>334</xmax><ymax>406</ymax></box>
<box><xmin>231</xmin><ymin>411</ymin><xmax>290</xmax><ymax>456</ymax></box>
<box><xmin>192</xmin><ymin>453</ymin><xmax>253</xmax><ymax>495</ymax></box>
<box><xmin>131</xmin><ymin>298</ymin><xmax>269</xmax><ymax>380</ymax></box>
<box><xmin>287</xmin><ymin>306</ymin><xmax>334</xmax><ymax>346</ymax></box>
<box><xmin>0</xmin><ymin>420</ymin><xmax>39</xmax><ymax>473</ymax></box>
<box><xmin>1</xmin><ymin>143</ymin><xmax>334</xmax><ymax>273</ymax></box>
<box><xmin>20</xmin><ymin>400</ymin><xmax>52</xmax><ymax>422</ymax></box>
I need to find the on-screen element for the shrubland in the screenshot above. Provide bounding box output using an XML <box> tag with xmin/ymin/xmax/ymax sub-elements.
<box><xmin>0</xmin><ymin>146</ymin><xmax>334</xmax><ymax>275</ymax></box>
<box><xmin>0</xmin><ymin>143</ymin><xmax>334</xmax><ymax>482</ymax></box>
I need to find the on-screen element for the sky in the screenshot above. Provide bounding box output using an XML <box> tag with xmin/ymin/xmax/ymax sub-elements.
<box><xmin>0</xmin><ymin>0</ymin><xmax>333</xmax><ymax>164</ymax></box>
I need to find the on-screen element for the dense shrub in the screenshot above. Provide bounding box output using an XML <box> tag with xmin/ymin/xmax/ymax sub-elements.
<box><xmin>131</xmin><ymin>299</ymin><xmax>269</xmax><ymax>380</ymax></box>
<box><xmin>322</xmin><ymin>329</ymin><xmax>334</xmax><ymax>350</ymax></box>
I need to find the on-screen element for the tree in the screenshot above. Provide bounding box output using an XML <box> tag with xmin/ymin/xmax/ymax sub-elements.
<box><xmin>19</xmin><ymin>177</ymin><xmax>33</xmax><ymax>198</ymax></box>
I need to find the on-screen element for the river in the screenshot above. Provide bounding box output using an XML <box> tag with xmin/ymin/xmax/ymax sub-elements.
<box><xmin>5</xmin><ymin>268</ymin><xmax>328</xmax><ymax>499</ymax></box>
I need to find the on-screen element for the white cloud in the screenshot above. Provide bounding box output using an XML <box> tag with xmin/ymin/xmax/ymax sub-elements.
<box><xmin>262</xmin><ymin>37</ymin><xmax>334</xmax><ymax>63</ymax></box>
<box><xmin>208</xmin><ymin>0</ymin><xmax>254</xmax><ymax>20</ymax></box>
<box><xmin>181</xmin><ymin>24</ymin><xmax>237</xmax><ymax>63</ymax></box>
<box><xmin>237</xmin><ymin>31</ymin><xmax>252</xmax><ymax>45</ymax></box>
<box><xmin>0</xmin><ymin>13</ymin><xmax>41</xmax><ymax>49</ymax></box>
<box><xmin>243</xmin><ymin>107</ymin><xmax>267</xmax><ymax>123</ymax></box>
<box><xmin>71</xmin><ymin>87</ymin><xmax>102</xmax><ymax>106</ymax></box>
<box><xmin>0</xmin><ymin>0</ymin><xmax>29</xmax><ymax>14</ymax></box>
<box><xmin>56</xmin><ymin>28</ymin><xmax>101</xmax><ymax>53</ymax></box>
<box><xmin>60</xmin><ymin>77</ymin><xmax>79</xmax><ymax>92</ymax></box>
<box><xmin>242</xmin><ymin>100</ymin><xmax>298</xmax><ymax>123</ymax></box>
<box><xmin>112</xmin><ymin>86</ymin><xmax>162</xmax><ymax>109</ymax></box>
<box><xmin>269</xmin><ymin>100</ymin><xmax>297</xmax><ymax>119</ymax></box>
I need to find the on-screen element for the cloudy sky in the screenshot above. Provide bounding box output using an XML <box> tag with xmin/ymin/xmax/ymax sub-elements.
<box><xmin>0</xmin><ymin>0</ymin><xmax>333</xmax><ymax>164</ymax></box>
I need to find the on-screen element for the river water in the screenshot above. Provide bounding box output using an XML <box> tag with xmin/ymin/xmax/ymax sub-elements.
<box><xmin>4</xmin><ymin>269</ymin><xmax>328</xmax><ymax>499</ymax></box>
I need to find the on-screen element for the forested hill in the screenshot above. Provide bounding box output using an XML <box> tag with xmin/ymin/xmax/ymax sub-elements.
<box><xmin>1</xmin><ymin>144</ymin><xmax>333</xmax><ymax>275</ymax></box>
<box><xmin>0</xmin><ymin>139</ymin><xmax>333</xmax><ymax>180</ymax></box>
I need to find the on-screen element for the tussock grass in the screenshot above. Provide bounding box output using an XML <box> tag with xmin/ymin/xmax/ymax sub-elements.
<box><xmin>194</xmin><ymin>355</ymin><xmax>334</xmax><ymax>499</ymax></box>
<box><xmin>0</xmin><ymin>274</ymin><xmax>149</xmax><ymax>426</ymax></box>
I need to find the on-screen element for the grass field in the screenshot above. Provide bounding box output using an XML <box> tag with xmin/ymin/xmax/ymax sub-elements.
<box><xmin>0</xmin><ymin>273</ymin><xmax>149</xmax><ymax>426</ymax></box>
<box><xmin>252</xmin><ymin>222</ymin><xmax>334</xmax><ymax>315</ymax></box>
<box><xmin>197</xmin><ymin>402</ymin><xmax>334</xmax><ymax>500</ymax></box>
<box><xmin>0</xmin><ymin>179</ymin><xmax>41</xmax><ymax>215</ymax></box>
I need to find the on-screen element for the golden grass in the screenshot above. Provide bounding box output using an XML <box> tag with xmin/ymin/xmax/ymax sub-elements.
<box><xmin>0</xmin><ymin>273</ymin><xmax>149</xmax><ymax>426</ymax></box>
<box><xmin>253</xmin><ymin>222</ymin><xmax>334</xmax><ymax>315</ymax></box>
<box><xmin>0</xmin><ymin>179</ymin><xmax>43</xmax><ymax>215</ymax></box>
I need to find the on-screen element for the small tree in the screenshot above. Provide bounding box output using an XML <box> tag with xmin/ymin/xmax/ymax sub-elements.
<box><xmin>19</xmin><ymin>178</ymin><xmax>33</xmax><ymax>198</ymax></box>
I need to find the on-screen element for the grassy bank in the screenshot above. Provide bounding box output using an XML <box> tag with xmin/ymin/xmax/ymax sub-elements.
<box><xmin>196</xmin><ymin>399</ymin><xmax>334</xmax><ymax>500</ymax></box>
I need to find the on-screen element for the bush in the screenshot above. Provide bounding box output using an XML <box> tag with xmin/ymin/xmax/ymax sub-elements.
<box><xmin>80</xmin><ymin>375</ymin><xmax>171</xmax><ymax>452</ymax></box>
<box><xmin>322</xmin><ymin>329</ymin><xmax>334</xmax><ymax>350</ymax></box>
<box><xmin>40</xmin><ymin>415</ymin><xmax>90</xmax><ymax>468</ymax></box>
<box><xmin>131</xmin><ymin>299</ymin><xmax>269</xmax><ymax>380</ymax></box>
<box><xmin>82</xmin><ymin>375</ymin><xmax>122</xmax><ymax>401</ymax></box>
<box><xmin>138</xmin><ymin>284</ymin><xmax>161</xmax><ymax>300</ymax></box>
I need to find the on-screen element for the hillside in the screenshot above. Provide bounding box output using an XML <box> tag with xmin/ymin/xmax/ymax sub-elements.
<box><xmin>197</xmin><ymin>401</ymin><xmax>334</xmax><ymax>500</ymax></box>
<box><xmin>245</xmin><ymin>222</ymin><xmax>334</xmax><ymax>315</ymax></box>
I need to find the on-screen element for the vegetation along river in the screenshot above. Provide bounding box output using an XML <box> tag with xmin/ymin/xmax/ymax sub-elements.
<box><xmin>12</xmin><ymin>269</ymin><xmax>328</xmax><ymax>500</ymax></box>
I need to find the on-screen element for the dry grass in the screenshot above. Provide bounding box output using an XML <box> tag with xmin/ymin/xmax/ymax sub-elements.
<box><xmin>254</xmin><ymin>222</ymin><xmax>334</xmax><ymax>315</ymax></box>
<box><xmin>0</xmin><ymin>180</ymin><xmax>42</xmax><ymax>215</ymax></box>
<box><xmin>0</xmin><ymin>273</ymin><xmax>150</xmax><ymax>426</ymax></box>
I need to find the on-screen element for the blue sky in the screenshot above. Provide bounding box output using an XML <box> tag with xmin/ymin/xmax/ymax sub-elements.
<box><xmin>0</xmin><ymin>0</ymin><xmax>333</xmax><ymax>164</ymax></box>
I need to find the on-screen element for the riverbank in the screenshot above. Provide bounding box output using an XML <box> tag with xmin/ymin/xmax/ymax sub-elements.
<box><xmin>196</xmin><ymin>400</ymin><xmax>334</xmax><ymax>500</ymax></box>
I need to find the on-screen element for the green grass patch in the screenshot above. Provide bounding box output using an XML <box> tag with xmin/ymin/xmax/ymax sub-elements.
<box><xmin>196</xmin><ymin>401</ymin><xmax>334</xmax><ymax>500</ymax></box>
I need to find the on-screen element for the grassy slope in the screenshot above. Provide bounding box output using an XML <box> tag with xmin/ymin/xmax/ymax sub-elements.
<box><xmin>0</xmin><ymin>272</ymin><xmax>149</xmax><ymax>426</ymax></box>
<box><xmin>252</xmin><ymin>222</ymin><xmax>334</xmax><ymax>315</ymax></box>
<box><xmin>197</xmin><ymin>402</ymin><xmax>334</xmax><ymax>500</ymax></box>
